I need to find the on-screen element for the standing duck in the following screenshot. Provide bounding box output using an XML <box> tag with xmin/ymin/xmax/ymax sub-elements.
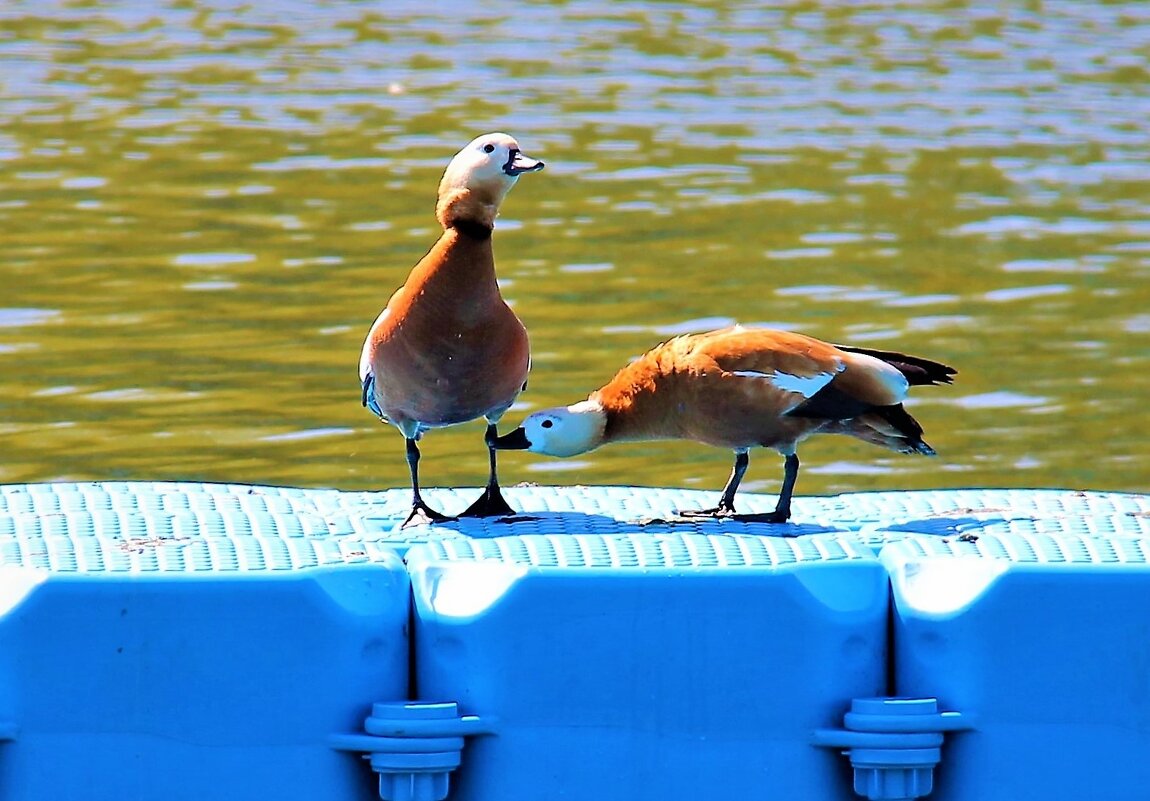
<box><xmin>360</xmin><ymin>132</ymin><xmax>544</xmax><ymax>526</ymax></box>
<box><xmin>494</xmin><ymin>326</ymin><xmax>955</xmax><ymax>523</ymax></box>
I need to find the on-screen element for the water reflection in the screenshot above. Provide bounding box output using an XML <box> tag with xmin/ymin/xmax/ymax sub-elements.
<box><xmin>0</xmin><ymin>0</ymin><xmax>1147</xmax><ymax>496</ymax></box>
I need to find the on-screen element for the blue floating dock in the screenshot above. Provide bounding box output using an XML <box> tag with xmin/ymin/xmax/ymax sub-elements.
<box><xmin>407</xmin><ymin>531</ymin><xmax>887</xmax><ymax>801</ymax></box>
<box><xmin>1</xmin><ymin>482</ymin><xmax>1149</xmax><ymax>801</ymax></box>
<box><xmin>883</xmin><ymin>533</ymin><xmax>1150</xmax><ymax>801</ymax></box>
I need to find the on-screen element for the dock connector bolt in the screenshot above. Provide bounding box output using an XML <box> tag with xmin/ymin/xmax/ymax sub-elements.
<box><xmin>812</xmin><ymin>697</ymin><xmax>970</xmax><ymax>801</ymax></box>
<box><xmin>329</xmin><ymin>701</ymin><xmax>495</xmax><ymax>801</ymax></box>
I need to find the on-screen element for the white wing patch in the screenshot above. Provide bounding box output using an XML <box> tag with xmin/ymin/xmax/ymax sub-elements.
<box><xmin>732</xmin><ymin>366</ymin><xmax>840</xmax><ymax>398</ymax></box>
<box><xmin>769</xmin><ymin>370</ymin><xmax>836</xmax><ymax>397</ymax></box>
<box><xmin>731</xmin><ymin>365</ymin><xmax>842</xmax><ymax>413</ymax></box>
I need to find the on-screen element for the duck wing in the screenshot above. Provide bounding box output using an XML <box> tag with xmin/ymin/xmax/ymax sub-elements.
<box><xmin>691</xmin><ymin>328</ymin><xmax>852</xmax><ymax>414</ymax></box>
<box><xmin>833</xmin><ymin>344</ymin><xmax>956</xmax><ymax>386</ymax></box>
<box><xmin>693</xmin><ymin>328</ymin><xmax>924</xmax><ymax>421</ymax></box>
<box><xmin>361</xmin><ymin>370</ymin><xmax>388</xmax><ymax>422</ymax></box>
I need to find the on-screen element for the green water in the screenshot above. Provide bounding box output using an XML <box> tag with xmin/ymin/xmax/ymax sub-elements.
<box><xmin>1</xmin><ymin>1</ymin><xmax>1148</xmax><ymax>501</ymax></box>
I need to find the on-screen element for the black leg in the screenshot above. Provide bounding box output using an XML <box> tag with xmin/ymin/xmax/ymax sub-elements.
<box><xmin>460</xmin><ymin>423</ymin><xmax>517</xmax><ymax>518</ymax></box>
<box><xmin>401</xmin><ymin>437</ymin><xmax>451</xmax><ymax>527</ymax></box>
<box><xmin>678</xmin><ymin>450</ymin><xmax>749</xmax><ymax>519</ymax></box>
<box><xmin>722</xmin><ymin>452</ymin><xmax>798</xmax><ymax>524</ymax></box>
<box><xmin>765</xmin><ymin>452</ymin><xmax>799</xmax><ymax>522</ymax></box>
<box><xmin>677</xmin><ymin>451</ymin><xmax>798</xmax><ymax>524</ymax></box>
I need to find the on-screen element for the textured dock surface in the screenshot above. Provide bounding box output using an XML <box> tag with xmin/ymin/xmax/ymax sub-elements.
<box><xmin>1</xmin><ymin>482</ymin><xmax>1148</xmax><ymax>572</ymax></box>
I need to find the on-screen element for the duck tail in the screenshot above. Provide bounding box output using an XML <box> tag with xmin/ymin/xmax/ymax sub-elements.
<box><xmin>835</xmin><ymin>344</ymin><xmax>956</xmax><ymax>386</ymax></box>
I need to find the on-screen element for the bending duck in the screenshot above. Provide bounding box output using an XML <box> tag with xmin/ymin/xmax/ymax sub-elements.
<box><xmin>360</xmin><ymin>133</ymin><xmax>544</xmax><ymax>526</ymax></box>
<box><xmin>494</xmin><ymin>326</ymin><xmax>955</xmax><ymax>523</ymax></box>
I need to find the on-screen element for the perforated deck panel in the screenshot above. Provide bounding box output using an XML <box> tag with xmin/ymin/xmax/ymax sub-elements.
<box><xmin>2</xmin><ymin>483</ymin><xmax>1149</xmax><ymax>571</ymax></box>
<box><xmin>835</xmin><ymin>488</ymin><xmax>1150</xmax><ymax>545</ymax></box>
<box><xmin>415</xmin><ymin>531</ymin><xmax>873</xmax><ymax>569</ymax></box>
<box><xmin>0</xmin><ymin>482</ymin><xmax>414</xmax><ymax>801</ymax></box>
<box><xmin>882</xmin><ymin>531</ymin><xmax>1150</xmax><ymax>564</ymax></box>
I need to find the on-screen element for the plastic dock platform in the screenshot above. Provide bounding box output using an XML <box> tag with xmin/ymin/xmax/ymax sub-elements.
<box><xmin>1</xmin><ymin>482</ymin><xmax>1149</xmax><ymax>801</ymax></box>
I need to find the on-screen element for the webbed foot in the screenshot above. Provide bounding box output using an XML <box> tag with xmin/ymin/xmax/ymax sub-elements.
<box><xmin>458</xmin><ymin>485</ymin><xmax>517</xmax><ymax>518</ymax></box>
<box><xmin>401</xmin><ymin>501</ymin><xmax>452</xmax><ymax>528</ymax></box>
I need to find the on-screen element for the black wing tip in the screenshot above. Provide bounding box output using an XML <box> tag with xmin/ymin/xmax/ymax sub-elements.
<box><xmin>926</xmin><ymin>366</ymin><xmax>957</xmax><ymax>386</ymax></box>
<box><xmin>835</xmin><ymin>344</ymin><xmax>957</xmax><ymax>386</ymax></box>
<box><xmin>932</xmin><ymin>363</ymin><xmax>959</xmax><ymax>384</ymax></box>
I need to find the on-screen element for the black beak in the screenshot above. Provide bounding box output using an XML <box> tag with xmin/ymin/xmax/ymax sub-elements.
<box><xmin>503</xmin><ymin>149</ymin><xmax>545</xmax><ymax>176</ymax></box>
<box><xmin>492</xmin><ymin>427</ymin><xmax>531</xmax><ymax>450</ymax></box>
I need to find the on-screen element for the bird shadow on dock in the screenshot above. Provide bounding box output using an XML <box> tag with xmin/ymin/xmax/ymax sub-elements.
<box><xmin>373</xmin><ymin>510</ymin><xmax>846</xmax><ymax>541</ymax></box>
<box><xmin>861</xmin><ymin>515</ymin><xmax>1009</xmax><ymax>544</ymax></box>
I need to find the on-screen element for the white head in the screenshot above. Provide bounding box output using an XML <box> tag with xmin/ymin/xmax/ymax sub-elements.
<box><xmin>492</xmin><ymin>400</ymin><xmax>607</xmax><ymax>458</ymax></box>
<box><xmin>436</xmin><ymin>133</ymin><xmax>544</xmax><ymax>229</ymax></box>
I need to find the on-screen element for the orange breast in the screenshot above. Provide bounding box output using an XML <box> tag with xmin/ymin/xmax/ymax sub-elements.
<box><xmin>365</xmin><ymin>230</ymin><xmax>530</xmax><ymax>428</ymax></box>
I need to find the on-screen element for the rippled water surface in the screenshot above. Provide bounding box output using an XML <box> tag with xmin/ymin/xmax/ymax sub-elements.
<box><xmin>2</xmin><ymin>0</ymin><xmax>1148</xmax><ymax>500</ymax></box>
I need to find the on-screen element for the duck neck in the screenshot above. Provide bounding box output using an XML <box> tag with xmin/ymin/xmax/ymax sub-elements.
<box><xmin>436</xmin><ymin>185</ymin><xmax>503</xmax><ymax>233</ymax></box>
<box><xmin>595</xmin><ymin>384</ymin><xmax>675</xmax><ymax>444</ymax></box>
<box><xmin>401</xmin><ymin>227</ymin><xmax>502</xmax><ymax>325</ymax></box>
<box><xmin>450</xmin><ymin>218</ymin><xmax>493</xmax><ymax>240</ymax></box>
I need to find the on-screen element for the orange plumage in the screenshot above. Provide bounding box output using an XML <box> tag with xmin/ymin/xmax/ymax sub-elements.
<box><xmin>496</xmin><ymin>326</ymin><xmax>955</xmax><ymax>523</ymax></box>
<box><xmin>360</xmin><ymin>133</ymin><xmax>543</xmax><ymax>526</ymax></box>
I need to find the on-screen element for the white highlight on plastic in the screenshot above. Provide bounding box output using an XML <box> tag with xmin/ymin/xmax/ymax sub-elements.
<box><xmin>413</xmin><ymin>562</ymin><xmax>528</xmax><ymax>619</ymax></box>
<box><xmin>0</xmin><ymin>566</ymin><xmax>49</xmax><ymax>617</ymax></box>
<box><xmin>890</xmin><ymin>558</ymin><xmax>1009</xmax><ymax>615</ymax></box>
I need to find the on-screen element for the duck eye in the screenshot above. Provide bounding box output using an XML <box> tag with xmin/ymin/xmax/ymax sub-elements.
<box><xmin>483</xmin><ymin>143</ymin><xmax>496</xmax><ymax>154</ymax></box>
<box><xmin>541</xmin><ymin>419</ymin><xmax>554</xmax><ymax>429</ymax></box>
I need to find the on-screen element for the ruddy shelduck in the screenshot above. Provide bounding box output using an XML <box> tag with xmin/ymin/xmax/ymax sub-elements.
<box><xmin>360</xmin><ymin>132</ymin><xmax>544</xmax><ymax>526</ymax></box>
<box><xmin>494</xmin><ymin>326</ymin><xmax>955</xmax><ymax>523</ymax></box>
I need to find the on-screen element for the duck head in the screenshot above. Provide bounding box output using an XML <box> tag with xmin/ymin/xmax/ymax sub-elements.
<box><xmin>436</xmin><ymin>132</ymin><xmax>544</xmax><ymax>230</ymax></box>
<box><xmin>493</xmin><ymin>399</ymin><xmax>606</xmax><ymax>458</ymax></box>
